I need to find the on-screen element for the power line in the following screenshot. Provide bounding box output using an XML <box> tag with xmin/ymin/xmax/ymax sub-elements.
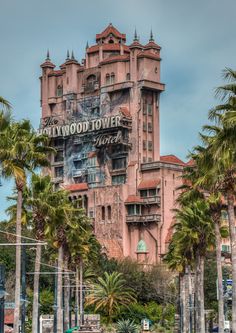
<box><xmin>0</xmin><ymin>229</ymin><xmax>47</xmax><ymax>243</ymax></box>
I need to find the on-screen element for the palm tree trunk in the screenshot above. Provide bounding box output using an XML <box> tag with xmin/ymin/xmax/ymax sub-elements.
<box><xmin>64</xmin><ymin>255</ymin><xmax>70</xmax><ymax>331</ymax></box>
<box><xmin>195</xmin><ymin>253</ymin><xmax>205</xmax><ymax>333</ymax></box>
<box><xmin>227</xmin><ymin>193</ymin><xmax>236</xmax><ymax>333</ymax></box>
<box><xmin>214</xmin><ymin>220</ymin><xmax>224</xmax><ymax>333</ymax></box>
<box><xmin>199</xmin><ymin>255</ymin><xmax>205</xmax><ymax>333</ymax></box>
<box><xmin>14</xmin><ymin>188</ymin><xmax>23</xmax><ymax>333</ymax></box>
<box><xmin>32</xmin><ymin>244</ymin><xmax>42</xmax><ymax>333</ymax></box>
<box><xmin>57</xmin><ymin>246</ymin><xmax>64</xmax><ymax>333</ymax></box>
<box><xmin>179</xmin><ymin>273</ymin><xmax>186</xmax><ymax>333</ymax></box>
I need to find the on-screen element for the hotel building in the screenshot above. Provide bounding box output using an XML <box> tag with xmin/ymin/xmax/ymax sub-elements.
<box><xmin>39</xmin><ymin>24</ymin><xmax>186</xmax><ymax>264</ymax></box>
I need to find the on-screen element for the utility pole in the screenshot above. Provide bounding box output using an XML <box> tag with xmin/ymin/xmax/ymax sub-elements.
<box><xmin>79</xmin><ymin>260</ymin><xmax>84</xmax><ymax>325</ymax></box>
<box><xmin>75</xmin><ymin>266</ymin><xmax>79</xmax><ymax>326</ymax></box>
<box><xmin>53</xmin><ymin>266</ymin><xmax>58</xmax><ymax>333</ymax></box>
<box><xmin>0</xmin><ymin>264</ymin><xmax>5</xmax><ymax>333</ymax></box>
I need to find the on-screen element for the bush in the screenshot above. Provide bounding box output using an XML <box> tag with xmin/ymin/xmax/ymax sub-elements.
<box><xmin>116</xmin><ymin>319</ymin><xmax>139</xmax><ymax>333</ymax></box>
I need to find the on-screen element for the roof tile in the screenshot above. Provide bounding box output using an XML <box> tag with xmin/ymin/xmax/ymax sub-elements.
<box><xmin>138</xmin><ymin>179</ymin><xmax>161</xmax><ymax>189</ymax></box>
<box><xmin>64</xmin><ymin>183</ymin><xmax>88</xmax><ymax>192</ymax></box>
<box><xmin>160</xmin><ymin>155</ymin><xmax>185</xmax><ymax>165</ymax></box>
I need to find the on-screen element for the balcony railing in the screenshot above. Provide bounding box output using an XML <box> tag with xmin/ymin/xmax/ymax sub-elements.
<box><xmin>52</xmin><ymin>176</ymin><xmax>63</xmax><ymax>183</ymax></box>
<box><xmin>141</xmin><ymin>196</ymin><xmax>161</xmax><ymax>205</ymax></box>
<box><xmin>126</xmin><ymin>214</ymin><xmax>161</xmax><ymax>224</ymax></box>
<box><xmin>72</xmin><ymin>169</ymin><xmax>88</xmax><ymax>177</ymax></box>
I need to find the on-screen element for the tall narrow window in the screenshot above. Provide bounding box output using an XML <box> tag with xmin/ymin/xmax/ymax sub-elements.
<box><xmin>56</xmin><ymin>85</ymin><xmax>63</xmax><ymax>97</ymax></box>
<box><xmin>102</xmin><ymin>206</ymin><xmax>105</xmax><ymax>220</ymax></box>
<box><xmin>147</xmin><ymin>104</ymin><xmax>153</xmax><ymax>115</ymax></box>
<box><xmin>106</xmin><ymin>74</ymin><xmax>110</xmax><ymax>85</ymax></box>
<box><xmin>110</xmin><ymin>72</ymin><xmax>115</xmax><ymax>84</ymax></box>
<box><xmin>108</xmin><ymin>206</ymin><xmax>111</xmax><ymax>220</ymax></box>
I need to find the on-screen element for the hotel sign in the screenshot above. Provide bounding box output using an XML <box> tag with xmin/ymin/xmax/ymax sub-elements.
<box><xmin>39</xmin><ymin>115</ymin><xmax>121</xmax><ymax>138</ymax></box>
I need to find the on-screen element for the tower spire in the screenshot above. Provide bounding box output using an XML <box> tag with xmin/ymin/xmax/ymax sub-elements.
<box><xmin>86</xmin><ymin>41</ymin><xmax>89</xmax><ymax>49</ymax></box>
<box><xmin>46</xmin><ymin>49</ymin><xmax>50</xmax><ymax>61</ymax></box>
<box><xmin>133</xmin><ymin>28</ymin><xmax>139</xmax><ymax>42</ymax></box>
<box><xmin>71</xmin><ymin>50</ymin><xmax>75</xmax><ymax>60</ymax></box>
<box><xmin>66</xmin><ymin>50</ymin><xmax>70</xmax><ymax>60</ymax></box>
<box><xmin>149</xmin><ymin>28</ymin><xmax>154</xmax><ymax>42</ymax></box>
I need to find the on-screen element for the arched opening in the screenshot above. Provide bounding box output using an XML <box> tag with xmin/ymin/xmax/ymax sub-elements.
<box><xmin>101</xmin><ymin>206</ymin><xmax>105</xmax><ymax>221</ymax></box>
<box><xmin>105</xmin><ymin>73</ymin><xmax>110</xmax><ymax>85</ymax></box>
<box><xmin>110</xmin><ymin>72</ymin><xmax>115</xmax><ymax>84</ymax></box>
<box><xmin>56</xmin><ymin>85</ymin><xmax>63</xmax><ymax>97</ymax></box>
<box><xmin>107</xmin><ymin>205</ymin><xmax>111</xmax><ymax>220</ymax></box>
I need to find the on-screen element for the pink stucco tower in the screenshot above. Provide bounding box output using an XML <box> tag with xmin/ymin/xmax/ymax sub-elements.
<box><xmin>39</xmin><ymin>24</ymin><xmax>185</xmax><ymax>264</ymax></box>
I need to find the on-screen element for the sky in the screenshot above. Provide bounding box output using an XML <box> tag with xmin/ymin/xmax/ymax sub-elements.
<box><xmin>0</xmin><ymin>0</ymin><xmax>235</xmax><ymax>219</ymax></box>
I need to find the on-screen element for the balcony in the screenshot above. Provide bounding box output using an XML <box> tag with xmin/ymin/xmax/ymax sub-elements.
<box><xmin>141</xmin><ymin>196</ymin><xmax>161</xmax><ymax>205</ymax></box>
<box><xmin>72</xmin><ymin>169</ymin><xmax>87</xmax><ymax>177</ymax></box>
<box><xmin>52</xmin><ymin>176</ymin><xmax>63</xmax><ymax>183</ymax></box>
<box><xmin>126</xmin><ymin>214</ymin><xmax>161</xmax><ymax>224</ymax></box>
<box><xmin>73</xmin><ymin>153</ymin><xmax>88</xmax><ymax>161</ymax></box>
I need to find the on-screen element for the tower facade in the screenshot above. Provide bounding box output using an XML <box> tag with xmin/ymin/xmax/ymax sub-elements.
<box><xmin>39</xmin><ymin>24</ymin><xmax>185</xmax><ymax>264</ymax></box>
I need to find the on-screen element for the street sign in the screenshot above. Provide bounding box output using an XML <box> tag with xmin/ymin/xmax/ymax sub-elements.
<box><xmin>141</xmin><ymin>319</ymin><xmax>150</xmax><ymax>331</ymax></box>
<box><xmin>5</xmin><ymin>303</ymin><xmax>15</xmax><ymax>309</ymax></box>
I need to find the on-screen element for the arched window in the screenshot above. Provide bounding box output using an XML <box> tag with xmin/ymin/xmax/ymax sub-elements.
<box><xmin>87</xmin><ymin>74</ymin><xmax>96</xmax><ymax>87</ymax></box>
<box><xmin>102</xmin><ymin>206</ymin><xmax>105</xmax><ymax>220</ymax></box>
<box><xmin>56</xmin><ymin>85</ymin><xmax>63</xmax><ymax>97</ymax></box>
<box><xmin>106</xmin><ymin>73</ymin><xmax>110</xmax><ymax>85</ymax></box>
<box><xmin>108</xmin><ymin>206</ymin><xmax>111</xmax><ymax>220</ymax></box>
<box><xmin>126</xmin><ymin>73</ymin><xmax>130</xmax><ymax>81</ymax></box>
<box><xmin>110</xmin><ymin>72</ymin><xmax>115</xmax><ymax>84</ymax></box>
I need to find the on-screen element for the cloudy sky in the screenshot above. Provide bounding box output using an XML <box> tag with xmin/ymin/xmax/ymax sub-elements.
<box><xmin>0</xmin><ymin>0</ymin><xmax>235</xmax><ymax>218</ymax></box>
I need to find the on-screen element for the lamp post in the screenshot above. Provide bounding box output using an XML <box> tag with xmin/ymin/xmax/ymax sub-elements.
<box><xmin>0</xmin><ymin>264</ymin><xmax>6</xmax><ymax>333</ymax></box>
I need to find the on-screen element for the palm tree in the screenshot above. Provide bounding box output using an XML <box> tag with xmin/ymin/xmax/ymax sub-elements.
<box><xmin>0</xmin><ymin>96</ymin><xmax>11</xmax><ymax>111</ymax></box>
<box><xmin>25</xmin><ymin>174</ymin><xmax>58</xmax><ymax>333</ymax></box>
<box><xmin>166</xmin><ymin>198</ymin><xmax>215</xmax><ymax>333</ymax></box>
<box><xmin>0</xmin><ymin>119</ymin><xmax>52</xmax><ymax>332</ymax></box>
<box><xmin>85</xmin><ymin>271</ymin><xmax>136</xmax><ymax>323</ymax></box>
<box><xmin>185</xmin><ymin>147</ymin><xmax>227</xmax><ymax>333</ymax></box>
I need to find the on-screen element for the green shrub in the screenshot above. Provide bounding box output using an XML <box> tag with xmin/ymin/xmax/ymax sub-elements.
<box><xmin>116</xmin><ymin>319</ymin><xmax>139</xmax><ymax>333</ymax></box>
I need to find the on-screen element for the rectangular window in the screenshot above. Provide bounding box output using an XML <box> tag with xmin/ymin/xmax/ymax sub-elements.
<box><xmin>148</xmin><ymin>141</ymin><xmax>153</xmax><ymax>151</ymax></box>
<box><xmin>148</xmin><ymin>123</ymin><xmax>153</xmax><ymax>132</ymax></box>
<box><xmin>222</xmin><ymin>245</ymin><xmax>231</xmax><ymax>253</ymax></box>
<box><xmin>140</xmin><ymin>190</ymin><xmax>148</xmax><ymax>198</ymax></box>
<box><xmin>143</xmin><ymin>123</ymin><xmax>147</xmax><ymax>132</ymax></box>
<box><xmin>74</xmin><ymin>144</ymin><xmax>82</xmax><ymax>153</ymax></box>
<box><xmin>147</xmin><ymin>104</ymin><xmax>153</xmax><ymax>115</ymax></box>
<box><xmin>143</xmin><ymin>141</ymin><xmax>147</xmax><ymax>150</ymax></box>
<box><xmin>148</xmin><ymin>157</ymin><xmax>153</xmax><ymax>162</ymax></box>
<box><xmin>55</xmin><ymin>166</ymin><xmax>64</xmax><ymax>178</ymax></box>
<box><xmin>74</xmin><ymin>160</ymin><xmax>83</xmax><ymax>169</ymax></box>
<box><xmin>88</xmin><ymin>173</ymin><xmax>96</xmax><ymax>183</ymax></box>
<box><xmin>143</xmin><ymin>157</ymin><xmax>146</xmax><ymax>163</ymax></box>
<box><xmin>74</xmin><ymin>177</ymin><xmax>83</xmax><ymax>184</ymax></box>
<box><xmin>112</xmin><ymin>158</ymin><xmax>126</xmax><ymax>170</ymax></box>
<box><xmin>143</xmin><ymin>104</ymin><xmax>147</xmax><ymax>115</ymax></box>
<box><xmin>127</xmin><ymin>205</ymin><xmax>135</xmax><ymax>215</ymax></box>
<box><xmin>54</xmin><ymin>151</ymin><xmax>64</xmax><ymax>163</ymax></box>
<box><xmin>149</xmin><ymin>189</ymin><xmax>157</xmax><ymax>197</ymax></box>
<box><xmin>112</xmin><ymin>175</ymin><xmax>126</xmax><ymax>185</ymax></box>
<box><xmin>54</xmin><ymin>138</ymin><xmax>64</xmax><ymax>148</ymax></box>
<box><xmin>88</xmin><ymin>157</ymin><xmax>96</xmax><ymax>167</ymax></box>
